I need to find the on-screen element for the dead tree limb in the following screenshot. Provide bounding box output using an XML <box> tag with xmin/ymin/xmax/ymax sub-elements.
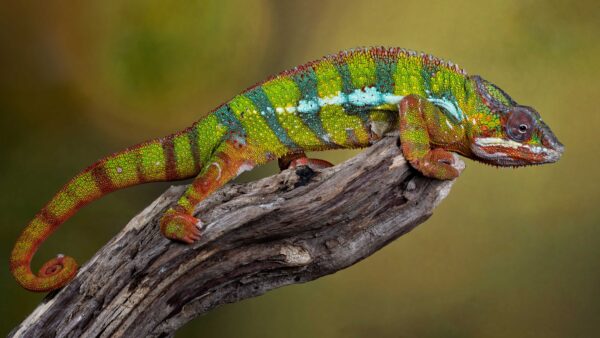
<box><xmin>9</xmin><ymin>135</ymin><xmax>464</xmax><ymax>338</ymax></box>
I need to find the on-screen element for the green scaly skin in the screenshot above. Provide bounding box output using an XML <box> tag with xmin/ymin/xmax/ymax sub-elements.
<box><xmin>10</xmin><ymin>47</ymin><xmax>564</xmax><ymax>292</ymax></box>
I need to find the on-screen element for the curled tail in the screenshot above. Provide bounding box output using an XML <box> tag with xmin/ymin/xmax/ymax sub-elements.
<box><xmin>10</xmin><ymin>130</ymin><xmax>203</xmax><ymax>292</ymax></box>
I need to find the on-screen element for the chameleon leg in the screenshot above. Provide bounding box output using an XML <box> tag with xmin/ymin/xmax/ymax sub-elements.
<box><xmin>398</xmin><ymin>94</ymin><xmax>460</xmax><ymax>180</ymax></box>
<box><xmin>278</xmin><ymin>152</ymin><xmax>334</xmax><ymax>170</ymax></box>
<box><xmin>160</xmin><ymin>142</ymin><xmax>256</xmax><ymax>244</ymax></box>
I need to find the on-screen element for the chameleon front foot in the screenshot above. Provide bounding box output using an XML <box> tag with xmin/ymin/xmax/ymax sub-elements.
<box><xmin>411</xmin><ymin>148</ymin><xmax>460</xmax><ymax>180</ymax></box>
<box><xmin>398</xmin><ymin>94</ymin><xmax>464</xmax><ymax>181</ymax></box>
<box><xmin>160</xmin><ymin>208</ymin><xmax>203</xmax><ymax>244</ymax></box>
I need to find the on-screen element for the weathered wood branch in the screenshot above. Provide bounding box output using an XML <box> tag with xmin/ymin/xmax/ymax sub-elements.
<box><xmin>10</xmin><ymin>135</ymin><xmax>463</xmax><ymax>338</ymax></box>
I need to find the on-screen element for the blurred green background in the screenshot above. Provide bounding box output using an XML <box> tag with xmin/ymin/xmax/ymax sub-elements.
<box><xmin>1</xmin><ymin>0</ymin><xmax>599</xmax><ymax>337</ymax></box>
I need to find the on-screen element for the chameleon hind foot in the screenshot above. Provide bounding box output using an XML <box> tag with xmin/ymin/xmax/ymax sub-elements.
<box><xmin>278</xmin><ymin>152</ymin><xmax>334</xmax><ymax>171</ymax></box>
<box><xmin>160</xmin><ymin>208</ymin><xmax>203</xmax><ymax>244</ymax></box>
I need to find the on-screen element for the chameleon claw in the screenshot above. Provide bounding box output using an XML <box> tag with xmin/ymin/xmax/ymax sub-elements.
<box><xmin>182</xmin><ymin>230</ymin><xmax>201</xmax><ymax>244</ymax></box>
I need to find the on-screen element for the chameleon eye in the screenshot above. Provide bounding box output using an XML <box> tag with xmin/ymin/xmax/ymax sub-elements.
<box><xmin>506</xmin><ymin>108</ymin><xmax>534</xmax><ymax>142</ymax></box>
<box><xmin>518</xmin><ymin>124</ymin><xmax>528</xmax><ymax>133</ymax></box>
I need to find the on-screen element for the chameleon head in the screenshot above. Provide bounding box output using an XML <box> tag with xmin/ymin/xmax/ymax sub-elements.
<box><xmin>467</xmin><ymin>75</ymin><xmax>564</xmax><ymax>167</ymax></box>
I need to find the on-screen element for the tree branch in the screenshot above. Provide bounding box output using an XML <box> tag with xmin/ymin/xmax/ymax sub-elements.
<box><xmin>9</xmin><ymin>135</ymin><xmax>463</xmax><ymax>338</ymax></box>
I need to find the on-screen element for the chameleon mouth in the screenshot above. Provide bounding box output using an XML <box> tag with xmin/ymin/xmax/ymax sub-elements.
<box><xmin>470</xmin><ymin>137</ymin><xmax>563</xmax><ymax>167</ymax></box>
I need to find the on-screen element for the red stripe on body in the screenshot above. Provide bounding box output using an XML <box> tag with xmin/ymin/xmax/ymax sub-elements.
<box><xmin>162</xmin><ymin>136</ymin><xmax>178</xmax><ymax>180</ymax></box>
<box><xmin>90</xmin><ymin>165</ymin><xmax>115</xmax><ymax>194</ymax></box>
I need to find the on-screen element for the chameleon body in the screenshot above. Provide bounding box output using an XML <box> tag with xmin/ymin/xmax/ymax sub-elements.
<box><xmin>10</xmin><ymin>47</ymin><xmax>563</xmax><ymax>292</ymax></box>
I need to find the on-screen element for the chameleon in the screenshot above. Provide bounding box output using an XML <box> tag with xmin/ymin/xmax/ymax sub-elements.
<box><xmin>10</xmin><ymin>46</ymin><xmax>564</xmax><ymax>292</ymax></box>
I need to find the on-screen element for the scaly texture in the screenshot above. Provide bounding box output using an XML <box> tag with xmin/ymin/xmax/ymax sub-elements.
<box><xmin>10</xmin><ymin>47</ymin><xmax>564</xmax><ymax>292</ymax></box>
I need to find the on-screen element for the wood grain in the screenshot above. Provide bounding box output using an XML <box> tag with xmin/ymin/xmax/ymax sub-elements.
<box><xmin>9</xmin><ymin>134</ymin><xmax>463</xmax><ymax>338</ymax></box>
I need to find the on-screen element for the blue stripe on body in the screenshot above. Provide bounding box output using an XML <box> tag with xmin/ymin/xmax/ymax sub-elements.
<box><xmin>244</xmin><ymin>87</ymin><xmax>298</xmax><ymax>149</ymax></box>
<box><xmin>420</xmin><ymin>67</ymin><xmax>434</xmax><ymax>95</ymax></box>
<box><xmin>334</xmin><ymin>62</ymin><xmax>354</xmax><ymax>95</ymax></box>
<box><xmin>374</xmin><ymin>57</ymin><xmax>397</xmax><ymax>94</ymax></box>
<box><xmin>335</xmin><ymin>62</ymin><xmax>371</xmax><ymax>125</ymax></box>
<box><xmin>292</xmin><ymin>69</ymin><xmax>331</xmax><ymax>143</ymax></box>
<box><xmin>214</xmin><ymin>104</ymin><xmax>246</xmax><ymax>144</ymax></box>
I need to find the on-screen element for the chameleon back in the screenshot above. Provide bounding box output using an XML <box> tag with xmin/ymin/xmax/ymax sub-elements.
<box><xmin>216</xmin><ymin>47</ymin><xmax>468</xmax><ymax>156</ymax></box>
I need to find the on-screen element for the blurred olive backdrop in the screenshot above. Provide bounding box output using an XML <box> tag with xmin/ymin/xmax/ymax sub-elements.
<box><xmin>1</xmin><ymin>1</ymin><xmax>599</xmax><ymax>337</ymax></box>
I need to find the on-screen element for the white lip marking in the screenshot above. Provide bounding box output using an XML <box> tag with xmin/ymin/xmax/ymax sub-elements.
<box><xmin>529</xmin><ymin>146</ymin><xmax>544</xmax><ymax>154</ymax></box>
<box><xmin>445</xmin><ymin>120</ymin><xmax>453</xmax><ymax>130</ymax></box>
<box><xmin>475</xmin><ymin>137</ymin><xmax>522</xmax><ymax>149</ymax></box>
<box><xmin>475</xmin><ymin>138</ymin><xmax>550</xmax><ymax>155</ymax></box>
